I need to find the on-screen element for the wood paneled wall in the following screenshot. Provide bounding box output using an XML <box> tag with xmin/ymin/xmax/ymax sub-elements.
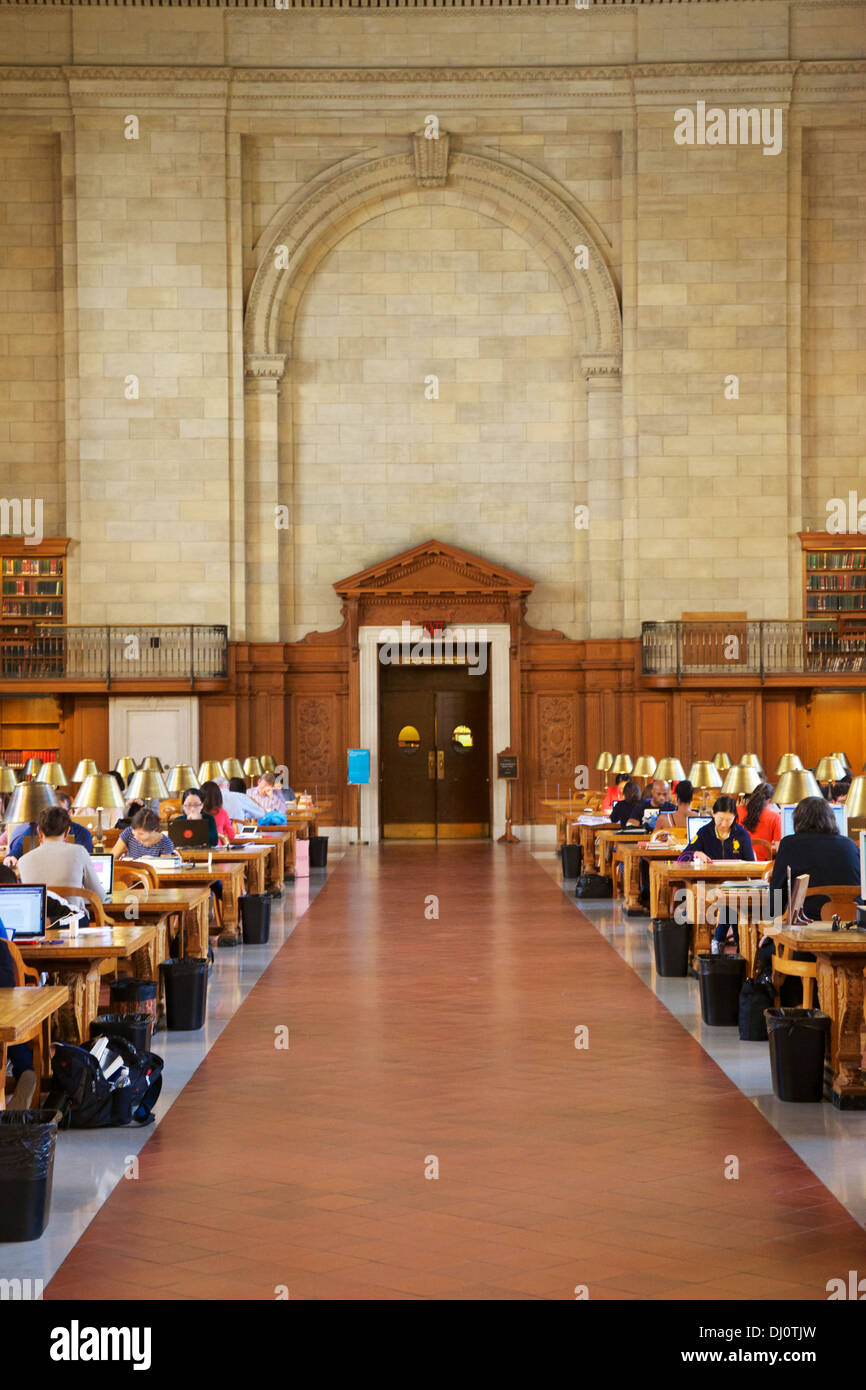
<box><xmin>13</xmin><ymin>637</ymin><xmax>866</xmax><ymax>823</ymax></box>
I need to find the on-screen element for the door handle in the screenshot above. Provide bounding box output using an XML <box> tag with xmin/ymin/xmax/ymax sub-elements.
<box><xmin>428</xmin><ymin>750</ymin><xmax>436</xmax><ymax>780</ymax></box>
<box><xmin>437</xmin><ymin>749</ymin><xmax>445</xmax><ymax>780</ymax></box>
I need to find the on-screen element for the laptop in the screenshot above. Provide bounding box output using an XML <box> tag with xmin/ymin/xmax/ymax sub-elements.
<box><xmin>168</xmin><ymin>819</ymin><xmax>211</xmax><ymax>849</ymax></box>
<box><xmin>89</xmin><ymin>852</ymin><xmax>115</xmax><ymax>903</ymax></box>
<box><xmin>0</xmin><ymin>884</ymin><xmax>47</xmax><ymax>941</ymax></box>
<box><xmin>235</xmin><ymin>826</ymin><xmax>259</xmax><ymax>839</ymax></box>
<box><xmin>781</xmin><ymin>803</ymin><xmax>846</xmax><ymax>838</ymax></box>
<box><xmin>687</xmin><ymin>813</ymin><xmax>713</xmax><ymax>842</ymax></box>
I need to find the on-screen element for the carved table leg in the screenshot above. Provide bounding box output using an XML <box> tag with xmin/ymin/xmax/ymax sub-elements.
<box><xmin>817</xmin><ymin>954</ymin><xmax>866</xmax><ymax>1109</ymax></box>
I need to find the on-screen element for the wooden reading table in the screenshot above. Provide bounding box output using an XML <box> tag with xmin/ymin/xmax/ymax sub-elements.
<box><xmin>18</xmin><ymin>922</ymin><xmax>161</xmax><ymax>1044</ymax></box>
<box><xmin>775</xmin><ymin>924</ymin><xmax>866</xmax><ymax>1109</ymax></box>
<box><xmin>0</xmin><ymin>986</ymin><xmax>68</xmax><ymax>1108</ymax></box>
<box><xmin>649</xmin><ymin>858</ymin><xmax>770</xmax><ymax>921</ymax></box>
<box><xmin>142</xmin><ymin>861</ymin><xmax>246</xmax><ymax>929</ymax></box>
<box><xmin>108</xmin><ymin>885</ymin><xmax>211</xmax><ymax>959</ymax></box>
<box><xmin>179</xmin><ymin>846</ymin><xmax>270</xmax><ymax>898</ymax></box>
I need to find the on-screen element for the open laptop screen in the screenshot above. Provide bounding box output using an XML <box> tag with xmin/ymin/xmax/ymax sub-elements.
<box><xmin>0</xmin><ymin>884</ymin><xmax>47</xmax><ymax>940</ymax></box>
<box><xmin>686</xmin><ymin>814</ymin><xmax>713</xmax><ymax>843</ymax></box>
<box><xmin>781</xmin><ymin>804</ymin><xmax>846</xmax><ymax>838</ymax></box>
<box><xmin>89</xmin><ymin>852</ymin><xmax>115</xmax><ymax>902</ymax></box>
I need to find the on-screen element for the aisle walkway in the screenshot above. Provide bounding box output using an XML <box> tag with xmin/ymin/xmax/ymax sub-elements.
<box><xmin>46</xmin><ymin>844</ymin><xmax>866</xmax><ymax>1301</ymax></box>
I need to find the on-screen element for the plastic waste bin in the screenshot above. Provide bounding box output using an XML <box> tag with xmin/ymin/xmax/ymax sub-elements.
<box><xmin>0</xmin><ymin>1109</ymin><xmax>58</xmax><ymax>1242</ymax></box>
<box><xmin>90</xmin><ymin>1012</ymin><xmax>153</xmax><ymax>1053</ymax></box>
<box><xmin>159</xmin><ymin>957</ymin><xmax>208</xmax><ymax>1031</ymax></box>
<box><xmin>294</xmin><ymin>838</ymin><xmax>309</xmax><ymax>879</ymax></box>
<box><xmin>561</xmin><ymin>844</ymin><xmax>582</xmax><ymax>879</ymax></box>
<box><xmin>240</xmin><ymin>893</ymin><xmax>271</xmax><ymax>945</ymax></box>
<box><xmin>765</xmin><ymin>1008</ymin><xmax>830</xmax><ymax>1102</ymax></box>
<box><xmin>652</xmin><ymin>918</ymin><xmax>690</xmax><ymax>977</ymax></box>
<box><xmin>109</xmin><ymin>978</ymin><xmax>158</xmax><ymax>1018</ymax></box>
<box><xmin>697</xmin><ymin>952</ymin><xmax>747</xmax><ymax>1025</ymax></box>
<box><xmin>738</xmin><ymin>977</ymin><xmax>775</xmax><ymax>1041</ymax></box>
<box><xmin>309</xmin><ymin>836</ymin><xmax>329</xmax><ymax>869</ymax></box>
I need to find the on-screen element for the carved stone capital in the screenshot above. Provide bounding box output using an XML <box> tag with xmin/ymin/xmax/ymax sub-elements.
<box><xmin>245</xmin><ymin>353</ymin><xmax>288</xmax><ymax>388</ymax></box>
<box><xmin>412</xmin><ymin>129</ymin><xmax>450</xmax><ymax>187</ymax></box>
<box><xmin>579</xmin><ymin>353</ymin><xmax>622</xmax><ymax>387</ymax></box>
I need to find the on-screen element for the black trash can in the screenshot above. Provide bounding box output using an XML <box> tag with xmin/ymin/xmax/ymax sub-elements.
<box><xmin>159</xmin><ymin>958</ymin><xmax>208</xmax><ymax>1031</ymax></box>
<box><xmin>309</xmin><ymin>836</ymin><xmax>329</xmax><ymax>869</ymax></box>
<box><xmin>90</xmin><ymin>1012</ymin><xmax>153</xmax><ymax>1053</ymax></box>
<box><xmin>109</xmin><ymin>978</ymin><xmax>158</xmax><ymax>1018</ymax></box>
<box><xmin>240</xmin><ymin>894</ymin><xmax>271</xmax><ymax>945</ymax></box>
<box><xmin>652</xmin><ymin>918</ymin><xmax>690</xmax><ymax>977</ymax></box>
<box><xmin>765</xmin><ymin>1008</ymin><xmax>831</xmax><ymax>1102</ymax></box>
<box><xmin>697</xmin><ymin>953</ymin><xmax>747</xmax><ymax>1025</ymax></box>
<box><xmin>0</xmin><ymin>1109</ymin><xmax>58</xmax><ymax>1242</ymax></box>
<box><xmin>560</xmin><ymin>843</ymin><xmax>582</xmax><ymax>879</ymax></box>
<box><xmin>738</xmin><ymin>977</ymin><xmax>775</xmax><ymax>1041</ymax></box>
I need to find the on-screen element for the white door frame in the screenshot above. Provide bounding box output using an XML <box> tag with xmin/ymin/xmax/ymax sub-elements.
<box><xmin>358</xmin><ymin>623</ymin><xmax>511</xmax><ymax>843</ymax></box>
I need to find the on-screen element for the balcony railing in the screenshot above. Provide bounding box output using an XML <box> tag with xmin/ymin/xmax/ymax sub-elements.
<box><xmin>642</xmin><ymin>620</ymin><xmax>866</xmax><ymax>680</ymax></box>
<box><xmin>0</xmin><ymin>625</ymin><xmax>228</xmax><ymax>685</ymax></box>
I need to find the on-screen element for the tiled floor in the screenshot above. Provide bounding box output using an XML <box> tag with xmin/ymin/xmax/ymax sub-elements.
<box><xmin>38</xmin><ymin>843</ymin><xmax>866</xmax><ymax>1301</ymax></box>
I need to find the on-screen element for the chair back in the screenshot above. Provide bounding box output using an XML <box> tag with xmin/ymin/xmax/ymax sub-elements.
<box><xmin>46</xmin><ymin>885</ymin><xmax>109</xmax><ymax>926</ymax></box>
<box><xmin>771</xmin><ymin>949</ymin><xmax>817</xmax><ymax>1009</ymax></box>
<box><xmin>114</xmin><ymin>860</ymin><xmax>159</xmax><ymax>891</ymax></box>
<box><xmin>819</xmin><ymin>900</ymin><xmax>860</xmax><ymax>924</ymax></box>
<box><xmin>1</xmin><ymin>936</ymin><xmax>39</xmax><ymax>986</ymax></box>
<box><xmin>103</xmin><ymin>827</ymin><xmax>121</xmax><ymax>849</ymax></box>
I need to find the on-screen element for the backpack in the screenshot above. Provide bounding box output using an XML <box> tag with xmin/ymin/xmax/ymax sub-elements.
<box><xmin>574</xmin><ymin>873</ymin><xmax>613</xmax><ymax>899</ymax></box>
<box><xmin>738</xmin><ymin>975</ymin><xmax>775</xmax><ymax>1041</ymax></box>
<box><xmin>49</xmin><ymin>1036</ymin><xmax>164</xmax><ymax>1128</ymax></box>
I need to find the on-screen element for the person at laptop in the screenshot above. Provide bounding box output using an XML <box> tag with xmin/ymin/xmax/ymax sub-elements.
<box><xmin>221</xmin><ymin>776</ymin><xmax>262</xmax><ymax>823</ymax></box>
<box><xmin>736</xmin><ymin>782</ymin><xmax>781</xmax><ymax>861</ymax></box>
<box><xmin>17</xmin><ymin>805</ymin><xmax>104</xmax><ymax>919</ymax></box>
<box><xmin>249</xmin><ymin>771</ymin><xmax>286</xmax><ymax>816</ymax></box>
<box><xmin>608</xmin><ymin>779</ymin><xmax>644</xmax><ymax>828</ymax></box>
<box><xmin>766</xmin><ymin>796</ymin><xmax>859</xmax><ymax>920</ymax></box>
<box><xmin>678</xmin><ymin>796</ymin><xmax>755</xmax><ymax>866</ymax></box>
<box><xmin>113</xmin><ymin>808</ymin><xmax>175</xmax><ymax>861</ymax></box>
<box><xmin>601</xmin><ymin>774</ymin><xmax>629</xmax><ymax>814</ymax></box>
<box><xmin>200</xmin><ymin>782</ymin><xmax>234</xmax><ymax>843</ymax></box>
<box><xmin>653</xmin><ymin>780</ymin><xmax>694</xmax><ymax>831</ymax></box>
<box><xmin>0</xmin><ymin>885</ymin><xmax>38</xmax><ymax>1108</ymax></box>
<box><xmin>170</xmin><ymin>788</ymin><xmax>218</xmax><ymax>847</ymax></box>
<box><xmin>3</xmin><ymin>791</ymin><xmax>93</xmax><ymax>868</ymax></box>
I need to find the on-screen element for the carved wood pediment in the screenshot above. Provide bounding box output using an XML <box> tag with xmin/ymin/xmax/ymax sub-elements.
<box><xmin>334</xmin><ymin>539</ymin><xmax>534</xmax><ymax>601</ymax></box>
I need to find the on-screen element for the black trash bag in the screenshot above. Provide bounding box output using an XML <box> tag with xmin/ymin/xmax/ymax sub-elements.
<box><xmin>50</xmin><ymin>1037</ymin><xmax>163</xmax><ymax>1128</ymax></box>
<box><xmin>240</xmin><ymin>894</ymin><xmax>271</xmax><ymax>945</ymax></box>
<box><xmin>0</xmin><ymin>1109</ymin><xmax>59</xmax><ymax>1242</ymax></box>
<box><xmin>697</xmin><ymin>952</ymin><xmax>747</xmax><ymax>1026</ymax></box>
<box><xmin>575</xmin><ymin>873</ymin><xmax>612</xmax><ymax>899</ymax></box>
<box><xmin>652</xmin><ymin>918</ymin><xmax>690</xmax><ymax>977</ymax></box>
<box><xmin>765</xmin><ymin>1008</ymin><xmax>830</xmax><ymax>1103</ymax></box>
<box><xmin>738</xmin><ymin>975</ymin><xmax>775</xmax><ymax>1041</ymax></box>
<box><xmin>159</xmin><ymin>957</ymin><xmax>208</xmax><ymax>1031</ymax></box>
<box><xmin>561</xmin><ymin>844</ymin><xmax>582</xmax><ymax>879</ymax></box>
<box><xmin>90</xmin><ymin>1012</ymin><xmax>153</xmax><ymax>1054</ymax></box>
<box><xmin>110</xmin><ymin>977</ymin><xmax>158</xmax><ymax>1017</ymax></box>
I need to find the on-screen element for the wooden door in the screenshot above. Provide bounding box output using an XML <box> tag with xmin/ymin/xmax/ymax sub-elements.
<box><xmin>380</xmin><ymin>690</ymin><xmax>436</xmax><ymax>837</ymax></box>
<box><xmin>435</xmin><ymin>688</ymin><xmax>490</xmax><ymax>837</ymax></box>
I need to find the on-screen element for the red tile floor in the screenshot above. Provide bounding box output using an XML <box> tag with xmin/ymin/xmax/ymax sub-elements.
<box><xmin>46</xmin><ymin>844</ymin><xmax>866</xmax><ymax>1300</ymax></box>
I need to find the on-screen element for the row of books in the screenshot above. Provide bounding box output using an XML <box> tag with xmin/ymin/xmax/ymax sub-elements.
<box><xmin>806</xmin><ymin>574</ymin><xmax>866</xmax><ymax>591</ymax></box>
<box><xmin>806</xmin><ymin>551</ymin><xmax>866</xmax><ymax>570</ymax></box>
<box><xmin>805</xmin><ymin>594</ymin><xmax>866</xmax><ymax>611</ymax></box>
<box><xmin>1</xmin><ymin>600</ymin><xmax>64</xmax><ymax>617</ymax></box>
<box><xmin>2</xmin><ymin>580</ymin><xmax>63</xmax><ymax>596</ymax></box>
<box><xmin>805</xmin><ymin>630</ymin><xmax>866</xmax><ymax>651</ymax></box>
<box><xmin>808</xmin><ymin>655</ymin><xmax>866</xmax><ymax>672</ymax></box>
<box><xmin>1</xmin><ymin>558</ymin><xmax>63</xmax><ymax>575</ymax></box>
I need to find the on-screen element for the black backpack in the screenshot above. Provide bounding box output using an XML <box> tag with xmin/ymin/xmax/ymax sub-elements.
<box><xmin>49</xmin><ymin>1036</ymin><xmax>163</xmax><ymax>1128</ymax></box>
<box><xmin>738</xmin><ymin>975</ymin><xmax>775</xmax><ymax>1041</ymax></box>
<box><xmin>575</xmin><ymin>873</ymin><xmax>613</xmax><ymax>899</ymax></box>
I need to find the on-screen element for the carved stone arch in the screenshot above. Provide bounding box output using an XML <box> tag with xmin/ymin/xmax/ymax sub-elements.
<box><xmin>244</xmin><ymin>150</ymin><xmax>621</xmax><ymax>365</ymax></box>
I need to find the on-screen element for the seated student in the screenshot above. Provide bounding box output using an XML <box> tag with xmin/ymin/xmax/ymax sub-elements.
<box><xmin>200</xmin><ymin>781</ymin><xmax>234</xmax><ymax>843</ymax></box>
<box><xmin>824</xmin><ymin>781</ymin><xmax>849</xmax><ymax>807</ymax></box>
<box><xmin>653</xmin><ymin>779</ymin><xmax>694</xmax><ymax>831</ymax></box>
<box><xmin>4</xmin><ymin>791</ymin><xmax>93</xmax><ymax>868</ymax></box>
<box><xmin>678</xmin><ymin>796</ymin><xmax>755</xmax><ymax>866</ymax></box>
<box><xmin>220</xmin><ymin>776</ymin><xmax>263</xmax><ymax>823</ymax></box>
<box><xmin>112</xmin><ymin>808</ymin><xmax>175</xmax><ymax>861</ymax></box>
<box><xmin>736</xmin><ymin>782</ymin><xmax>781</xmax><ymax>862</ymax></box>
<box><xmin>249</xmin><ymin>771</ymin><xmax>285</xmax><ymax>816</ymax></box>
<box><xmin>767</xmin><ymin>795</ymin><xmax>859</xmax><ymax>921</ymax></box>
<box><xmin>601</xmin><ymin>774</ymin><xmax>629</xmax><ymax>814</ymax></box>
<box><xmin>609</xmin><ymin>779</ymin><xmax>644</xmax><ymax>827</ymax></box>
<box><xmin>170</xmin><ymin>787</ymin><xmax>218</xmax><ymax>847</ymax></box>
<box><xmin>17</xmin><ymin>805</ymin><xmax>104</xmax><ymax>918</ymax></box>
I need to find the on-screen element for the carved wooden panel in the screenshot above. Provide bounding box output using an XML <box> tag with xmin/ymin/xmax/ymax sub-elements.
<box><xmin>538</xmin><ymin>694</ymin><xmax>575</xmax><ymax>780</ymax></box>
<box><xmin>293</xmin><ymin>695</ymin><xmax>335</xmax><ymax>789</ymax></box>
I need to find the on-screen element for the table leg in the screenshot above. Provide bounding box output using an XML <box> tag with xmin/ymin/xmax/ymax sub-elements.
<box><xmin>223</xmin><ymin>875</ymin><xmax>239</xmax><ymax>928</ymax></box>
<box><xmin>817</xmin><ymin>955</ymin><xmax>866</xmax><ymax>1109</ymax></box>
<box><xmin>130</xmin><ymin>940</ymin><xmax>157</xmax><ymax>983</ymax></box>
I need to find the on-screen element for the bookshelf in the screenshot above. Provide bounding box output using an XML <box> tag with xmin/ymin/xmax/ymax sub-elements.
<box><xmin>0</xmin><ymin>539</ymin><xmax>69</xmax><ymax>679</ymax></box>
<box><xmin>800</xmin><ymin>533</ymin><xmax>866</xmax><ymax>673</ymax></box>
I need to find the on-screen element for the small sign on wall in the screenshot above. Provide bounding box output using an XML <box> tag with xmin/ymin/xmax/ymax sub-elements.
<box><xmin>497</xmin><ymin>750</ymin><xmax>518</xmax><ymax>780</ymax></box>
<box><xmin>348</xmin><ymin>749</ymin><xmax>370</xmax><ymax>785</ymax></box>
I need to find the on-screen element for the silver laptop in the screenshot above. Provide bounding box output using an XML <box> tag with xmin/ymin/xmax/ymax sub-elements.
<box><xmin>89</xmin><ymin>852</ymin><xmax>115</xmax><ymax>903</ymax></box>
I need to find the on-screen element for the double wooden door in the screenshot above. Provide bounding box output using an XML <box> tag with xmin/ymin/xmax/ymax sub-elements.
<box><xmin>380</xmin><ymin>673</ymin><xmax>490</xmax><ymax>838</ymax></box>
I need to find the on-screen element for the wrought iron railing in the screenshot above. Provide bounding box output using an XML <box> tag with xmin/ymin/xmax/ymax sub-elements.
<box><xmin>0</xmin><ymin>625</ymin><xmax>228</xmax><ymax>685</ymax></box>
<box><xmin>642</xmin><ymin>620</ymin><xmax>866</xmax><ymax>679</ymax></box>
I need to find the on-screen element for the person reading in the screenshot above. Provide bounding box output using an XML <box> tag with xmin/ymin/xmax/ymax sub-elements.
<box><xmin>677</xmin><ymin>796</ymin><xmax>755</xmax><ymax>953</ymax></box>
<box><xmin>736</xmin><ymin>782</ymin><xmax>781</xmax><ymax>862</ymax></box>
<box><xmin>17</xmin><ymin>805</ymin><xmax>104</xmax><ymax>918</ymax></box>
<box><xmin>653</xmin><ymin>779</ymin><xmax>693</xmax><ymax>831</ymax></box>
<box><xmin>170</xmin><ymin>788</ymin><xmax>218</xmax><ymax>848</ymax></box>
<box><xmin>112</xmin><ymin>808</ymin><xmax>175</xmax><ymax>861</ymax></box>
<box><xmin>609</xmin><ymin>779</ymin><xmax>644</xmax><ymax>827</ymax></box>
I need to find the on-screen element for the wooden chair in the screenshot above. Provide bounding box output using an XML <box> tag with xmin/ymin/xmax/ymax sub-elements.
<box><xmin>809</xmin><ymin>883</ymin><xmax>860</xmax><ymax>915</ymax></box>
<box><xmin>103</xmin><ymin>827</ymin><xmax>121</xmax><ymax>849</ymax></box>
<box><xmin>820</xmin><ymin>900</ymin><xmax>861</xmax><ymax>925</ymax></box>
<box><xmin>1</xmin><ymin>938</ymin><xmax>48</xmax><ymax>1106</ymax></box>
<box><xmin>113</xmin><ymin>861</ymin><xmax>159</xmax><ymax>892</ymax></box>
<box><xmin>159</xmin><ymin>799</ymin><xmax>181</xmax><ymax>822</ymax></box>
<box><xmin>46</xmin><ymin>886</ymin><xmax>109</xmax><ymax>927</ymax></box>
<box><xmin>765</xmin><ymin>874</ymin><xmax>816</xmax><ymax>1007</ymax></box>
<box><xmin>751</xmin><ymin>838</ymin><xmax>774</xmax><ymax>859</ymax></box>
